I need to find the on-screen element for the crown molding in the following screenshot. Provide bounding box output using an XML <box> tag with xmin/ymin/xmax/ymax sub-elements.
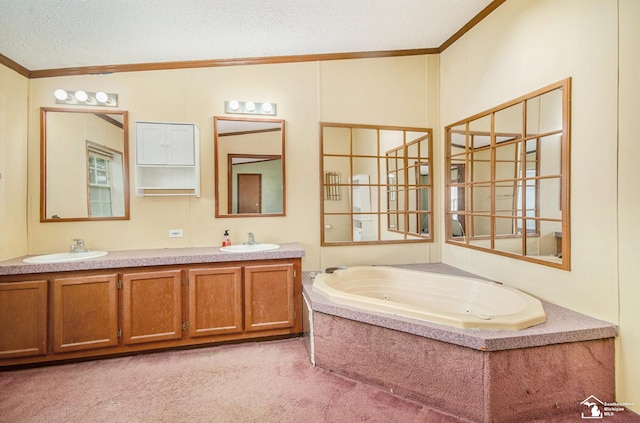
<box><xmin>2</xmin><ymin>0</ymin><xmax>506</xmax><ymax>79</ymax></box>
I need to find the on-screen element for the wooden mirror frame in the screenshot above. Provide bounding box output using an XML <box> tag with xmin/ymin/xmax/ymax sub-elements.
<box><xmin>444</xmin><ymin>78</ymin><xmax>571</xmax><ymax>270</ymax></box>
<box><xmin>40</xmin><ymin>107</ymin><xmax>130</xmax><ymax>222</ymax></box>
<box><xmin>214</xmin><ymin>116</ymin><xmax>286</xmax><ymax>218</ymax></box>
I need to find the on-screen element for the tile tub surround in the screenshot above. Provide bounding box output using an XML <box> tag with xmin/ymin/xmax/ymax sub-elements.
<box><xmin>303</xmin><ymin>264</ymin><xmax>619</xmax><ymax>423</ymax></box>
<box><xmin>0</xmin><ymin>242</ymin><xmax>305</xmax><ymax>276</ymax></box>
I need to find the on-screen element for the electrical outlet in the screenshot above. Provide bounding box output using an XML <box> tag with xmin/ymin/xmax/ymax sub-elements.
<box><xmin>169</xmin><ymin>229</ymin><xmax>183</xmax><ymax>238</ymax></box>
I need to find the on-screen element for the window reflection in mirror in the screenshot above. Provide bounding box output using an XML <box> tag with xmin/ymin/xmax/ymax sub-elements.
<box><xmin>40</xmin><ymin>107</ymin><xmax>130</xmax><ymax>222</ymax></box>
<box><xmin>320</xmin><ymin>123</ymin><xmax>433</xmax><ymax>245</ymax></box>
<box><xmin>444</xmin><ymin>78</ymin><xmax>570</xmax><ymax>270</ymax></box>
<box><xmin>214</xmin><ymin>117</ymin><xmax>285</xmax><ymax>217</ymax></box>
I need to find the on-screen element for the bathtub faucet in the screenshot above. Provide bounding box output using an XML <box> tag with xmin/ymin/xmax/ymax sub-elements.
<box><xmin>324</xmin><ymin>266</ymin><xmax>347</xmax><ymax>274</ymax></box>
<box><xmin>70</xmin><ymin>238</ymin><xmax>90</xmax><ymax>253</ymax></box>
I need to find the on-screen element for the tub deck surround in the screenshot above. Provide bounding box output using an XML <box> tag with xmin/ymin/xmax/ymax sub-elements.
<box><xmin>304</xmin><ymin>265</ymin><xmax>617</xmax><ymax>351</ymax></box>
<box><xmin>312</xmin><ymin>312</ymin><xmax>615</xmax><ymax>423</ymax></box>
<box><xmin>0</xmin><ymin>242</ymin><xmax>305</xmax><ymax>276</ymax></box>
<box><xmin>303</xmin><ymin>264</ymin><xmax>619</xmax><ymax>422</ymax></box>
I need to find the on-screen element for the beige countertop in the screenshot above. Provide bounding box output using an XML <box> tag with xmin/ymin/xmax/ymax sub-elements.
<box><xmin>0</xmin><ymin>242</ymin><xmax>305</xmax><ymax>276</ymax></box>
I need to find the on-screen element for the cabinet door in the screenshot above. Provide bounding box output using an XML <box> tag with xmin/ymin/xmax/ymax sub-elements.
<box><xmin>51</xmin><ymin>274</ymin><xmax>119</xmax><ymax>353</ymax></box>
<box><xmin>0</xmin><ymin>280</ymin><xmax>48</xmax><ymax>359</ymax></box>
<box><xmin>244</xmin><ymin>263</ymin><xmax>295</xmax><ymax>332</ymax></box>
<box><xmin>136</xmin><ymin>122</ymin><xmax>167</xmax><ymax>165</ymax></box>
<box><xmin>188</xmin><ymin>267</ymin><xmax>243</xmax><ymax>338</ymax></box>
<box><xmin>136</xmin><ymin>123</ymin><xmax>195</xmax><ymax>166</ymax></box>
<box><xmin>165</xmin><ymin>124</ymin><xmax>195</xmax><ymax>165</ymax></box>
<box><xmin>122</xmin><ymin>270</ymin><xmax>183</xmax><ymax>345</ymax></box>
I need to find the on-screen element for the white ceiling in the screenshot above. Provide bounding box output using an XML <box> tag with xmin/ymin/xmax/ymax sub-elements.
<box><xmin>0</xmin><ymin>0</ymin><xmax>494</xmax><ymax>71</ymax></box>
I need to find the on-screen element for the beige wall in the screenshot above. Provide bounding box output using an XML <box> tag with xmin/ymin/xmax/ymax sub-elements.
<box><xmin>26</xmin><ymin>55</ymin><xmax>438</xmax><ymax>269</ymax></box>
<box><xmin>440</xmin><ymin>0</ymin><xmax>638</xmax><ymax>410</ymax></box>
<box><xmin>0</xmin><ymin>64</ymin><xmax>28</xmax><ymax>260</ymax></box>
<box><xmin>617</xmin><ymin>0</ymin><xmax>640</xmax><ymax>412</ymax></box>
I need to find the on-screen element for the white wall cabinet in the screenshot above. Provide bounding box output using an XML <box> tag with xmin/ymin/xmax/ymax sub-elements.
<box><xmin>135</xmin><ymin>122</ymin><xmax>200</xmax><ymax>197</ymax></box>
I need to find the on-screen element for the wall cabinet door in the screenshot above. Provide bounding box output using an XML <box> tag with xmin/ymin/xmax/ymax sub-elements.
<box><xmin>0</xmin><ymin>280</ymin><xmax>48</xmax><ymax>359</ymax></box>
<box><xmin>51</xmin><ymin>274</ymin><xmax>119</xmax><ymax>353</ymax></box>
<box><xmin>188</xmin><ymin>267</ymin><xmax>243</xmax><ymax>338</ymax></box>
<box><xmin>136</xmin><ymin>122</ymin><xmax>195</xmax><ymax>166</ymax></box>
<box><xmin>135</xmin><ymin>122</ymin><xmax>200</xmax><ymax>196</ymax></box>
<box><xmin>122</xmin><ymin>270</ymin><xmax>183</xmax><ymax>345</ymax></box>
<box><xmin>244</xmin><ymin>263</ymin><xmax>295</xmax><ymax>332</ymax></box>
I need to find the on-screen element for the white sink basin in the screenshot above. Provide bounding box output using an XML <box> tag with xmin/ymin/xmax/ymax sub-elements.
<box><xmin>23</xmin><ymin>250</ymin><xmax>109</xmax><ymax>264</ymax></box>
<box><xmin>219</xmin><ymin>244</ymin><xmax>280</xmax><ymax>253</ymax></box>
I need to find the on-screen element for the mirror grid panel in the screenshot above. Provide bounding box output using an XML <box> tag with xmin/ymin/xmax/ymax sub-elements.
<box><xmin>320</xmin><ymin>123</ymin><xmax>433</xmax><ymax>245</ymax></box>
<box><xmin>444</xmin><ymin>78</ymin><xmax>571</xmax><ymax>270</ymax></box>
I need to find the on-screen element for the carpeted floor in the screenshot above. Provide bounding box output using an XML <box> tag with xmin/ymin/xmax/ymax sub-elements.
<box><xmin>0</xmin><ymin>338</ymin><xmax>467</xmax><ymax>423</ymax></box>
<box><xmin>1</xmin><ymin>338</ymin><xmax>639</xmax><ymax>423</ymax></box>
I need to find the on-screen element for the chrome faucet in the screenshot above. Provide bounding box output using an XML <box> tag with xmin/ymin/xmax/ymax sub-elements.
<box><xmin>245</xmin><ymin>232</ymin><xmax>257</xmax><ymax>245</ymax></box>
<box><xmin>70</xmin><ymin>238</ymin><xmax>89</xmax><ymax>253</ymax></box>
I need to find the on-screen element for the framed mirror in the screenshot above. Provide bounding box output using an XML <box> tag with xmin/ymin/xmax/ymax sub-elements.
<box><xmin>320</xmin><ymin>122</ymin><xmax>433</xmax><ymax>245</ymax></box>
<box><xmin>40</xmin><ymin>107</ymin><xmax>130</xmax><ymax>222</ymax></box>
<box><xmin>444</xmin><ymin>78</ymin><xmax>571</xmax><ymax>270</ymax></box>
<box><xmin>214</xmin><ymin>116</ymin><xmax>285</xmax><ymax>217</ymax></box>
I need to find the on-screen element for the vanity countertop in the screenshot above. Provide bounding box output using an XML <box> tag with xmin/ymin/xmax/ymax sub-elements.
<box><xmin>0</xmin><ymin>242</ymin><xmax>305</xmax><ymax>276</ymax></box>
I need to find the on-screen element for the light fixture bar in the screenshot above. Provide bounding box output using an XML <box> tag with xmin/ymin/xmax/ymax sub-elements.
<box><xmin>54</xmin><ymin>89</ymin><xmax>118</xmax><ymax>107</ymax></box>
<box><xmin>225</xmin><ymin>100</ymin><xmax>276</xmax><ymax>116</ymax></box>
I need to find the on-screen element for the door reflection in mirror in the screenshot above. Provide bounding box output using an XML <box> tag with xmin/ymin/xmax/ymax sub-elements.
<box><xmin>214</xmin><ymin>117</ymin><xmax>285</xmax><ymax>217</ymax></box>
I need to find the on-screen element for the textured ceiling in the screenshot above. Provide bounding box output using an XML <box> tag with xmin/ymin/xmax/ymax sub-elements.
<box><xmin>0</xmin><ymin>0</ymin><xmax>494</xmax><ymax>71</ymax></box>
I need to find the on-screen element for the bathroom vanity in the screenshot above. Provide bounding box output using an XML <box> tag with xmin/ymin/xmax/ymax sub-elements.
<box><xmin>0</xmin><ymin>243</ymin><xmax>304</xmax><ymax>367</ymax></box>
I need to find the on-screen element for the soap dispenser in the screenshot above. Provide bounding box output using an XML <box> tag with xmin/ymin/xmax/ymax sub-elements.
<box><xmin>222</xmin><ymin>230</ymin><xmax>231</xmax><ymax>246</ymax></box>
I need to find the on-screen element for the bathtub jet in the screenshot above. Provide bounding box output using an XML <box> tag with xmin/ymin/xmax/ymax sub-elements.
<box><xmin>312</xmin><ymin>266</ymin><xmax>546</xmax><ymax>330</ymax></box>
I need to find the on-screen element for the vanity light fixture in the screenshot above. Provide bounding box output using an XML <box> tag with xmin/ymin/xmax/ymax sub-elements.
<box><xmin>54</xmin><ymin>89</ymin><xmax>118</xmax><ymax>107</ymax></box>
<box><xmin>224</xmin><ymin>100</ymin><xmax>277</xmax><ymax>116</ymax></box>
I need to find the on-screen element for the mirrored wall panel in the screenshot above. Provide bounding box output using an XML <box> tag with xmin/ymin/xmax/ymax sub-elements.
<box><xmin>214</xmin><ymin>117</ymin><xmax>285</xmax><ymax>217</ymax></box>
<box><xmin>40</xmin><ymin>107</ymin><xmax>130</xmax><ymax>222</ymax></box>
<box><xmin>444</xmin><ymin>78</ymin><xmax>571</xmax><ymax>270</ymax></box>
<box><xmin>320</xmin><ymin>123</ymin><xmax>433</xmax><ymax>245</ymax></box>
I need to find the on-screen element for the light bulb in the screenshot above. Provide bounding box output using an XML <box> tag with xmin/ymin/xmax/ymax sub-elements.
<box><xmin>96</xmin><ymin>92</ymin><xmax>109</xmax><ymax>103</ymax></box>
<box><xmin>75</xmin><ymin>90</ymin><xmax>88</xmax><ymax>102</ymax></box>
<box><xmin>262</xmin><ymin>102</ymin><xmax>273</xmax><ymax>113</ymax></box>
<box><xmin>54</xmin><ymin>89</ymin><xmax>68</xmax><ymax>101</ymax></box>
<box><xmin>245</xmin><ymin>101</ymin><xmax>256</xmax><ymax>112</ymax></box>
<box><xmin>229</xmin><ymin>100</ymin><xmax>239</xmax><ymax>111</ymax></box>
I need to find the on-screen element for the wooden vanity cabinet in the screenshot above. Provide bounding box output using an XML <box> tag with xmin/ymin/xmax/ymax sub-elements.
<box><xmin>0</xmin><ymin>256</ymin><xmax>302</xmax><ymax>366</ymax></box>
<box><xmin>188</xmin><ymin>266</ymin><xmax>243</xmax><ymax>338</ymax></box>
<box><xmin>0</xmin><ymin>280</ymin><xmax>48</xmax><ymax>359</ymax></box>
<box><xmin>121</xmin><ymin>269</ymin><xmax>183</xmax><ymax>345</ymax></box>
<box><xmin>51</xmin><ymin>274</ymin><xmax>118</xmax><ymax>353</ymax></box>
<box><xmin>244</xmin><ymin>263</ymin><xmax>296</xmax><ymax>332</ymax></box>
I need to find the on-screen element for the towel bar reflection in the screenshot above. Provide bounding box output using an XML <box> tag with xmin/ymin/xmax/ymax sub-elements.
<box><xmin>325</xmin><ymin>172</ymin><xmax>341</xmax><ymax>200</ymax></box>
